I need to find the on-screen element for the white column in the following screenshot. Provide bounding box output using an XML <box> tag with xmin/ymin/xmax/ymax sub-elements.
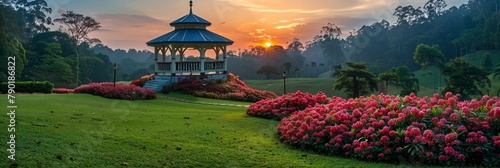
<box><xmin>154</xmin><ymin>47</ymin><xmax>159</xmax><ymax>74</ymax></box>
<box><xmin>170</xmin><ymin>46</ymin><xmax>177</xmax><ymax>76</ymax></box>
<box><xmin>199</xmin><ymin>47</ymin><xmax>206</xmax><ymax>75</ymax></box>
<box><xmin>223</xmin><ymin>46</ymin><xmax>228</xmax><ymax>74</ymax></box>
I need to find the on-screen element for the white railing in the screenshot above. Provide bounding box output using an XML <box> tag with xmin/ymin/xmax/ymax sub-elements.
<box><xmin>157</xmin><ymin>61</ymin><xmax>225</xmax><ymax>73</ymax></box>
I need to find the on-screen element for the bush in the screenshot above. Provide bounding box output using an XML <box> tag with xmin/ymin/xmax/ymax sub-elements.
<box><xmin>130</xmin><ymin>73</ymin><xmax>154</xmax><ymax>87</ymax></box>
<box><xmin>52</xmin><ymin>88</ymin><xmax>74</xmax><ymax>94</ymax></box>
<box><xmin>1</xmin><ymin>81</ymin><xmax>53</xmax><ymax>94</ymax></box>
<box><xmin>276</xmin><ymin>93</ymin><xmax>500</xmax><ymax>166</ymax></box>
<box><xmin>246</xmin><ymin>91</ymin><xmax>329</xmax><ymax>120</ymax></box>
<box><xmin>171</xmin><ymin>73</ymin><xmax>277</xmax><ymax>102</ymax></box>
<box><xmin>74</xmin><ymin>82</ymin><xmax>157</xmax><ymax>100</ymax></box>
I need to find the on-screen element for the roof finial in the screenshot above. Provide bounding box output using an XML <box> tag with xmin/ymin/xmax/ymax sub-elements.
<box><xmin>189</xmin><ymin>0</ymin><xmax>193</xmax><ymax>14</ymax></box>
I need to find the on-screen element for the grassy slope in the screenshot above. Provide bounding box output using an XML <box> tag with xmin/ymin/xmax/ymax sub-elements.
<box><xmin>243</xmin><ymin>78</ymin><xmax>346</xmax><ymax>98</ymax></box>
<box><xmin>414</xmin><ymin>50</ymin><xmax>500</xmax><ymax>97</ymax></box>
<box><xmin>0</xmin><ymin>94</ymin><xmax>414</xmax><ymax>168</ymax></box>
<box><xmin>246</xmin><ymin>50</ymin><xmax>500</xmax><ymax>98</ymax></box>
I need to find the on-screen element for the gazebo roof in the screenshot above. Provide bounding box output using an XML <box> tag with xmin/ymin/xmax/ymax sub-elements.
<box><xmin>170</xmin><ymin>13</ymin><xmax>211</xmax><ymax>26</ymax></box>
<box><xmin>146</xmin><ymin>0</ymin><xmax>233</xmax><ymax>46</ymax></box>
<box><xmin>147</xmin><ymin>29</ymin><xmax>233</xmax><ymax>45</ymax></box>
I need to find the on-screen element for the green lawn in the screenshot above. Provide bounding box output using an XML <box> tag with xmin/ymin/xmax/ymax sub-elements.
<box><xmin>0</xmin><ymin>94</ymin><xmax>420</xmax><ymax>168</ymax></box>
<box><xmin>244</xmin><ymin>78</ymin><xmax>346</xmax><ymax>98</ymax></box>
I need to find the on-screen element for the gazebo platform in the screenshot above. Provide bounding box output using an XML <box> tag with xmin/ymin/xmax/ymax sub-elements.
<box><xmin>143</xmin><ymin>73</ymin><xmax>227</xmax><ymax>92</ymax></box>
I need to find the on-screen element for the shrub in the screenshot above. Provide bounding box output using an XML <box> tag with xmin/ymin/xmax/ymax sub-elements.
<box><xmin>170</xmin><ymin>73</ymin><xmax>277</xmax><ymax>102</ymax></box>
<box><xmin>130</xmin><ymin>73</ymin><xmax>155</xmax><ymax>87</ymax></box>
<box><xmin>52</xmin><ymin>88</ymin><xmax>74</xmax><ymax>94</ymax></box>
<box><xmin>276</xmin><ymin>93</ymin><xmax>500</xmax><ymax>166</ymax></box>
<box><xmin>246</xmin><ymin>91</ymin><xmax>329</xmax><ymax>120</ymax></box>
<box><xmin>1</xmin><ymin>81</ymin><xmax>53</xmax><ymax>94</ymax></box>
<box><xmin>74</xmin><ymin>82</ymin><xmax>157</xmax><ymax>100</ymax></box>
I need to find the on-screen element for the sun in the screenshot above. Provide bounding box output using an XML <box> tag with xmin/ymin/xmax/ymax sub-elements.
<box><xmin>265</xmin><ymin>42</ymin><xmax>272</xmax><ymax>48</ymax></box>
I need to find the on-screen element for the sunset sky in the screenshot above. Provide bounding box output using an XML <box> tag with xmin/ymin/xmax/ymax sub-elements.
<box><xmin>45</xmin><ymin>0</ymin><xmax>468</xmax><ymax>52</ymax></box>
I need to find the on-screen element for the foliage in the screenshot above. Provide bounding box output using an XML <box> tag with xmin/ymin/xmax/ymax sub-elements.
<box><xmin>130</xmin><ymin>73</ymin><xmax>154</xmax><ymax>87</ymax></box>
<box><xmin>482</xmin><ymin>52</ymin><xmax>494</xmax><ymax>73</ymax></box>
<box><xmin>1</xmin><ymin>81</ymin><xmax>53</xmax><ymax>93</ymax></box>
<box><xmin>74</xmin><ymin>82</ymin><xmax>156</xmax><ymax>100</ymax></box>
<box><xmin>247</xmin><ymin>91</ymin><xmax>329</xmax><ymax>120</ymax></box>
<box><xmin>442</xmin><ymin>58</ymin><xmax>491</xmax><ymax>100</ymax></box>
<box><xmin>391</xmin><ymin>66</ymin><xmax>420</xmax><ymax>96</ymax></box>
<box><xmin>277</xmin><ymin>92</ymin><xmax>500</xmax><ymax>166</ymax></box>
<box><xmin>334</xmin><ymin>62</ymin><xmax>378</xmax><ymax>98</ymax></box>
<box><xmin>171</xmin><ymin>73</ymin><xmax>277</xmax><ymax>102</ymax></box>
<box><xmin>256</xmin><ymin>65</ymin><xmax>280</xmax><ymax>80</ymax></box>
<box><xmin>379</xmin><ymin>72</ymin><xmax>399</xmax><ymax>94</ymax></box>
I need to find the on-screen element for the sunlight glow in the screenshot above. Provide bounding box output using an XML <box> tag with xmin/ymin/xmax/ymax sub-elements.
<box><xmin>265</xmin><ymin>42</ymin><xmax>272</xmax><ymax>48</ymax></box>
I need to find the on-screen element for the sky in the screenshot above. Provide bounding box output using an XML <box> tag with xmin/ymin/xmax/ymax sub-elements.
<box><xmin>45</xmin><ymin>0</ymin><xmax>469</xmax><ymax>52</ymax></box>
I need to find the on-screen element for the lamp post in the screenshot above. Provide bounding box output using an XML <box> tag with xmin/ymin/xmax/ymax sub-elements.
<box><xmin>113</xmin><ymin>63</ymin><xmax>117</xmax><ymax>87</ymax></box>
<box><xmin>283</xmin><ymin>71</ymin><xmax>287</xmax><ymax>95</ymax></box>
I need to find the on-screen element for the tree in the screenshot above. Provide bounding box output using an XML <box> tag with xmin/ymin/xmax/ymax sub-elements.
<box><xmin>314</xmin><ymin>23</ymin><xmax>344</xmax><ymax>71</ymax></box>
<box><xmin>379</xmin><ymin>72</ymin><xmax>399</xmax><ymax>94</ymax></box>
<box><xmin>482</xmin><ymin>52</ymin><xmax>494</xmax><ymax>72</ymax></box>
<box><xmin>282</xmin><ymin>61</ymin><xmax>292</xmax><ymax>76</ymax></box>
<box><xmin>391</xmin><ymin>66</ymin><xmax>420</xmax><ymax>96</ymax></box>
<box><xmin>333</xmin><ymin>62</ymin><xmax>378</xmax><ymax>98</ymax></box>
<box><xmin>256</xmin><ymin>65</ymin><xmax>279</xmax><ymax>80</ymax></box>
<box><xmin>0</xmin><ymin>0</ymin><xmax>53</xmax><ymax>39</ymax></box>
<box><xmin>442</xmin><ymin>58</ymin><xmax>491</xmax><ymax>100</ymax></box>
<box><xmin>413</xmin><ymin>43</ymin><xmax>446</xmax><ymax>93</ymax></box>
<box><xmin>495</xmin><ymin>63</ymin><xmax>500</xmax><ymax>96</ymax></box>
<box><xmin>311</xmin><ymin>61</ymin><xmax>317</xmax><ymax>77</ymax></box>
<box><xmin>54</xmin><ymin>10</ymin><xmax>102</xmax><ymax>86</ymax></box>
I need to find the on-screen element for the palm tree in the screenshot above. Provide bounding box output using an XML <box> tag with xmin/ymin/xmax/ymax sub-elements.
<box><xmin>282</xmin><ymin>61</ymin><xmax>292</xmax><ymax>77</ymax></box>
<box><xmin>334</xmin><ymin>62</ymin><xmax>378</xmax><ymax>98</ymax></box>
<box><xmin>311</xmin><ymin>61</ymin><xmax>317</xmax><ymax>78</ymax></box>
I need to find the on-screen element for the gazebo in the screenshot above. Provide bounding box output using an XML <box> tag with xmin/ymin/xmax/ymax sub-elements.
<box><xmin>144</xmin><ymin>0</ymin><xmax>234</xmax><ymax>91</ymax></box>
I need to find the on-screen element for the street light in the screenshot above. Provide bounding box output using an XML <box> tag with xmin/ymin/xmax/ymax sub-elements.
<box><xmin>283</xmin><ymin>71</ymin><xmax>287</xmax><ymax>95</ymax></box>
<box><xmin>113</xmin><ymin>63</ymin><xmax>117</xmax><ymax>87</ymax></box>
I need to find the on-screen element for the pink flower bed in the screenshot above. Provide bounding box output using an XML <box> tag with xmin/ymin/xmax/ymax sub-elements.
<box><xmin>52</xmin><ymin>88</ymin><xmax>74</xmax><ymax>94</ymax></box>
<box><xmin>171</xmin><ymin>73</ymin><xmax>277</xmax><ymax>102</ymax></box>
<box><xmin>247</xmin><ymin>91</ymin><xmax>329</xmax><ymax>120</ymax></box>
<box><xmin>275</xmin><ymin>93</ymin><xmax>500</xmax><ymax>166</ymax></box>
<box><xmin>74</xmin><ymin>82</ymin><xmax>157</xmax><ymax>100</ymax></box>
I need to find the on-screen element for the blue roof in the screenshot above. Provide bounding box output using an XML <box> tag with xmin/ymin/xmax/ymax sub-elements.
<box><xmin>170</xmin><ymin>13</ymin><xmax>211</xmax><ymax>26</ymax></box>
<box><xmin>147</xmin><ymin>29</ymin><xmax>234</xmax><ymax>45</ymax></box>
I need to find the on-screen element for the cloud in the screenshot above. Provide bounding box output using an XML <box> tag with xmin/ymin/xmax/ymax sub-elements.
<box><xmin>274</xmin><ymin>22</ymin><xmax>305</xmax><ymax>30</ymax></box>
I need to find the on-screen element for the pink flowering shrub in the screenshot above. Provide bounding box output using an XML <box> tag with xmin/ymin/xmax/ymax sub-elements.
<box><xmin>246</xmin><ymin>91</ymin><xmax>329</xmax><ymax>120</ymax></box>
<box><xmin>130</xmin><ymin>73</ymin><xmax>155</xmax><ymax>87</ymax></box>
<box><xmin>171</xmin><ymin>73</ymin><xmax>277</xmax><ymax>102</ymax></box>
<box><xmin>276</xmin><ymin>93</ymin><xmax>500</xmax><ymax>166</ymax></box>
<box><xmin>52</xmin><ymin>88</ymin><xmax>74</xmax><ymax>94</ymax></box>
<box><xmin>74</xmin><ymin>82</ymin><xmax>157</xmax><ymax>100</ymax></box>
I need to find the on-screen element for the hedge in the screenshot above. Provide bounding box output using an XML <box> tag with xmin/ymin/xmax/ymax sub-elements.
<box><xmin>1</xmin><ymin>81</ymin><xmax>54</xmax><ymax>94</ymax></box>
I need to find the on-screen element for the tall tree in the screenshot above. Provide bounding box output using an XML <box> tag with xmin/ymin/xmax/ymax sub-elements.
<box><xmin>482</xmin><ymin>52</ymin><xmax>494</xmax><ymax>73</ymax></box>
<box><xmin>311</xmin><ymin>61</ymin><xmax>317</xmax><ymax>77</ymax></box>
<box><xmin>413</xmin><ymin>43</ymin><xmax>446</xmax><ymax>93</ymax></box>
<box><xmin>442</xmin><ymin>58</ymin><xmax>491</xmax><ymax>100</ymax></box>
<box><xmin>333</xmin><ymin>62</ymin><xmax>378</xmax><ymax>98</ymax></box>
<box><xmin>0</xmin><ymin>0</ymin><xmax>53</xmax><ymax>39</ymax></box>
<box><xmin>54</xmin><ymin>10</ymin><xmax>102</xmax><ymax>86</ymax></box>
<box><xmin>314</xmin><ymin>23</ymin><xmax>344</xmax><ymax>71</ymax></box>
<box><xmin>256</xmin><ymin>65</ymin><xmax>279</xmax><ymax>80</ymax></box>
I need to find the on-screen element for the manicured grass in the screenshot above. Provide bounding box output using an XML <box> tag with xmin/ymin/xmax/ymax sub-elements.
<box><xmin>244</xmin><ymin>78</ymin><xmax>346</xmax><ymax>98</ymax></box>
<box><xmin>159</xmin><ymin>92</ymin><xmax>252</xmax><ymax>106</ymax></box>
<box><xmin>0</xmin><ymin>94</ymin><xmax>417</xmax><ymax>167</ymax></box>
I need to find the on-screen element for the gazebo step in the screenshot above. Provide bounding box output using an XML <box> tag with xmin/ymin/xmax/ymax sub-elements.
<box><xmin>143</xmin><ymin>78</ymin><xmax>172</xmax><ymax>92</ymax></box>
